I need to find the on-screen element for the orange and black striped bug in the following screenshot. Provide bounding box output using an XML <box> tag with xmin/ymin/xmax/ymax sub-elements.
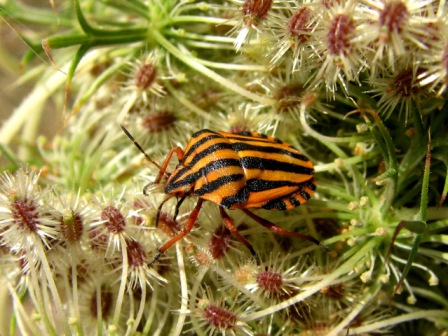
<box><xmin>121</xmin><ymin>126</ymin><xmax>323</xmax><ymax>266</ymax></box>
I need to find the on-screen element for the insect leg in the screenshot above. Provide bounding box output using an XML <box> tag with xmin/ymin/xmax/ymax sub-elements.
<box><xmin>219</xmin><ymin>207</ymin><xmax>260</xmax><ymax>264</ymax></box>
<box><xmin>148</xmin><ymin>198</ymin><xmax>204</xmax><ymax>267</ymax></box>
<box><xmin>242</xmin><ymin>209</ymin><xmax>326</xmax><ymax>249</ymax></box>
<box><xmin>173</xmin><ymin>195</ymin><xmax>187</xmax><ymax>222</ymax></box>
<box><xmin>153</xmin><ymin>146</ymin><xmax>184</xmax><ymax>185</ymax></box>
<box><xmin>155</xmin><ymin>194</ymin><xmax>175</xmax><ymax>228</ymax></box>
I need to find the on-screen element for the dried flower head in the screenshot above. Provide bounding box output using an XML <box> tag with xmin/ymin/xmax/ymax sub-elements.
<box><xmin>208</xmin><ymin>225</ymin><xmax>235</xmax><ymax>260</ymax></box>
<box><xmin>90</xmin><ymin>189</ymin><xmax>132</xmax><ymax>254</ymax></box>
<box><xmin>244</xmin><ymin>254</ymin><xmax>308</xmax><ymax>300</ymax></box>
<box><xmin>122</xmin><ymin>237</ymin><xmax>167</xmax><ymax>289</ymax></box>
<box><xmin>189</xmin><ymin>286</ymin><xmax>253</xmax><ymax>335</ymax></box>
<box><xmin>361</xmin><ymin>0</ymin><xmax>439</xmax><ymax>66</ymax></box>
<box><xmin>232</xmin><ymin>0</ymin><xmax>274</xmax><ymax>50</ymax></box>
<box><xmin>0</xmin><ymin>167</ymin><xmax>58</xmax><ymax>254</ymax></box>
<box><xmin>125</xmin><ymin>51</ymin><xmax>166</xmax><ymax>103</ymax></box>
<box><xmin>53</xmin><ymin>191</ymin><xmax>98</xmax><ymax>252</ymax></box>
<box><xmin>371</xmin><ymin>65</ymin><xmax>432</xmax><ymax>119</ymax></box>
<box><xmin>311</xmin><ymin>1</ymin><xmax>368</xmax><ymax>94</ymax></box>
<box><xmin>270</xmin><ymin>1</ymin><xmax>319</xmax><ymax>70</ymax></box>
<box><xmin>142</xmin><ymin>110</ymin><xmax>177</xmax><ymax>134</ymax></box>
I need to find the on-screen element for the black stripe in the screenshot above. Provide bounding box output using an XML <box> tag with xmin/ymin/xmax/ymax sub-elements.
<box><xmin>183</xmin><ymin>131</ymin><xmax>221</xmax><ymax>159</ymax></box>
<box><xmin>246</xmin><ymin>179</ymin><xmax>299</xmax><ymax>191</ymax></box>
<box><xmin>203</xmin><ymin>158</ymin><xmax>240</xmax><ymax>172</ymax></box>
<box><xmin>194</xmin><ymin>174</ymin><xmax>245</xmax><ymax>197</ymax></box>
<box><xmin>241</xmin><ymin>157</ymin><xmax>314</xmax><ymax>175</ymax></box>
<box><xmin>165</xmin><ymin>173</ymin><xmax>195</xmax><ymax>193</ymax></box>
<box><xmin>221</xmin><ymin>186</ymin><xmax>250</xmax><ymax>208</ymax></box>
<box><xmin>263</xmin><ymin>199</ymin><xmax>287</xmax><ymax>210</ymax></box>
<box><xmin>191</xmin><ymin>129</ymin><xmax>214</xmax><ymax>138</ymax></box>
<box><xmin>231</xmin><ymin>142</ymin><xmax>309</xmax><ymax>161</ymax></box>
<box><xmin>300</xmin><ymin>191</ymin><xmax>311</xmax><ymax>200</ymax></box>
<box><xmin>290</xmin><ymin>197</ymin><xmax>301</xmax><ymax>207</ymax></box>
<box><xmin>166</xmin><ymin>158</ymin><xmax>241</xmax><ymax>192</ymax></box>
<box><xmin>169</xmin><ymin>166</ymin><xmax>190</xmax><ymax>182</ymax></box>
<box><xmin>306</xmin><ymin>181</ymin><xmax>316</xmax><ymax>191</ymax></box>
<box><xmin>186</xmin><ymin>142</ymin><xmax>235</xmax><ymax>167</ymax></box>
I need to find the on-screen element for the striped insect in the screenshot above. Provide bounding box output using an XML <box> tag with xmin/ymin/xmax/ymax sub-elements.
<box><xmin>122</xmin><ymin>126</ymin><xmax>321</xmax><ymax>265</ymax></box>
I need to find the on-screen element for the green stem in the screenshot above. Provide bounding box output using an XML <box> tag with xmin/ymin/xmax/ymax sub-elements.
<box><xmin>152</xmin><ymin>29</ymin><xmax>275</xmax><ymax>106</ymax></box>
<box><xmin>350</xmin><ymin>310</ymin><xmax>448</xmax><ymax>333</ymax></box>
<box><xmin>0</xmin><ymin>3</ymin><xmax>72</xmax><ymax>27</ymax></box>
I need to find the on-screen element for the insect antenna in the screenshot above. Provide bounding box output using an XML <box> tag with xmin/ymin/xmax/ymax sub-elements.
<box><xmin>121</xmin><ymin>125</ymin><xmax>169</xmax><ymax>176</ymax></box>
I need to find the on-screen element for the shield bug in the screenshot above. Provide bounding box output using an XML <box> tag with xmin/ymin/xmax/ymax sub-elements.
<box><xmin>122</xmin><ymin>126</ymin><xmax>322</xmax><ymax>265</ymax></box>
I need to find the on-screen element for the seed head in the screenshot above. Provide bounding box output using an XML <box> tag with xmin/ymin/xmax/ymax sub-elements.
<box><xmin>61</xmin><ymin>211</ymin><xmax>84</xmax><ymax>244</ymax></box>
<box><xmin>233</xmin><ymin>0</ymin><xmax>274</xmax><ymax>50</ymax></box>
<box><xmin>256</xmin><ymin>268</ymin><xmax>284</xmax><ymax>298</ymax></box>
<box><xmin>327</xmin><ymin>14</ymin><xmax>355</xmax><ymax>56</ymax></box>
<box><xmin>142</xmin><ymin>110</ymin><xmax>177</xmax><ymax>134</ymax></box>
<box><xmin>208</xmin><ymin>225</ymin><xmax>234</xmax><ymax>260</ymax></box>
<box><xmin>242</xmin><ymin>254</ymin><xmax>308</xmax><ymax>301</ymax></box>
<box><xmin>191</xmin><ymin>287</ymin><xmax>252</xmax><ymax>335</ymax></box>
<box><xmin>134</xmin><ymin>62</ymin><xmax>157</xmax><ymax>91</ymax></box>
<box><xmin>203</xmin><ymin>304</ymin><xmax>237</xmax><ymax>330</ymax></box>
<box><xmin>0</xmin><ymin>168</ymin><xmax>58</xmax><ymax>254</ymax></box>
<box><xmin>379</xmin><ymin>0</ymin><xmax>409</xmax><ymax>34</ymax></box>
<box><xmin>242</xmin><ymin>0</ymin><xmax>273</xmax><ymax>25</ymax></box>
<box><xmin>101</xmin><ymin>206</ymin><xmax>126</xmax><ymax>235</ymax></box>
<box><xmin>289</xmin><ymin>6</ymin><xmax>314</xmax><ymax>43</ymax></box>
<box><xmin>126</xmin><ymin>238</ymin><xmax>146</xmax><ymax>268</ymax></box>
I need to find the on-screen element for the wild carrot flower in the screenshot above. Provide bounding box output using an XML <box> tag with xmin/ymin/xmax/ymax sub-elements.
<box><xmin>124</xmin><ymin>51</ymin><xmax>166</xmax><ymax>103</ymax></box>
<box><xmin>188</xmin><ymin>286</ymin><xmax>253</xmax><ymax>335</ymax></box>
<box><xmin>54</xmin><ymin>191</ymin><xmax>97</xmax><ymax>252</ymax></box>
<box><xmin>369</xmin><ymin>64</ymin><xmax>432</xmax><ymax>119</ymax></box>
<box><xmin>416</xmin><ymin>5</ymin><xmax>448</xmax><ymax>96</ymax></box>
<box><xmin>361</xmin><ymin>0</ymin><xmax>439</xmax><ymax>68</ymax></box>
<box><xmin>269</xmin><ymin>1</ymin><xmax>319</xmax><ymax>71</ymax></box>
<box><xmin>240</xmin><ymin>254</ymin><xmax>310</xmax><ymax>301</ymax></box>
<box><xmin>230</xmin><ymin>0</ymin><xmax>275</xmax><ymax>51</ymax></box>
<box><xmin>311</xmin><ymin>0</ymin><xmax>368</xmax><ymax>94</ymax></box>
<box><xmin>124</xmin><ymin>95</ymin><xmax>192</xmax><ymax>152</ymax></box>
<box><xmin>252</xmin><ymin>70</ymin><xmax>317</xmax><ymax>133</ymax></box>
<box><xmin>0</xmin><ymin>167</ymin><xmax>58</xmax><ymax>256</ymax></box>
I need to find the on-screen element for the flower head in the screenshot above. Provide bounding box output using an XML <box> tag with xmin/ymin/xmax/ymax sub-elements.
<box><xmin>269</xmin><ymin>1</ymin><xmax>319</xmax><ymax>71</ymax></box>
<box><xmin>110</xmin><ymin>236</ymin><xmax>167</xmax><ymax>290</ymax></box>
<box><xmin>0</xmin><ymin>167</ymin><xmax>58</xmax><ymax>254</ymax></box>
<box><xmin>189</xmin><ymin>286</ymin><xmax>253</xmax><ymax>335</ymax></box>
<box><xmin>231</xmin><ymin>0</ymin><xmax>274</xmax><ymax>51</ymax></box>
<box><xmin>123</xmin><ymin>50</ymin><xmax>166</xmax><ymax>104</ymax></box>
<box><xmin>361</xmin><ymin>0</ymin><xmax>439</xmax><ymax>67</ymax></box>
<box><xmin>310</xmin><ymin>0</ymin><xmax>368</xmax><ymax>94</ymax></box>
<box><xmin>242</xmin><ymin>254</ymin><xmax>310</xmax><ymax>301</ymax></box>
<box><xmin>370</xmin><ymin>64</ymin><xmax>432</xmax><ymax>119</ymax></box>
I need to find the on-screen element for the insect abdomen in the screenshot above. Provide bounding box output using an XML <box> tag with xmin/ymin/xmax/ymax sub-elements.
<box><xmin>218</xmin><ymin>131</ymin><xmax>315</xmax><ymax>210</ymax></box>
